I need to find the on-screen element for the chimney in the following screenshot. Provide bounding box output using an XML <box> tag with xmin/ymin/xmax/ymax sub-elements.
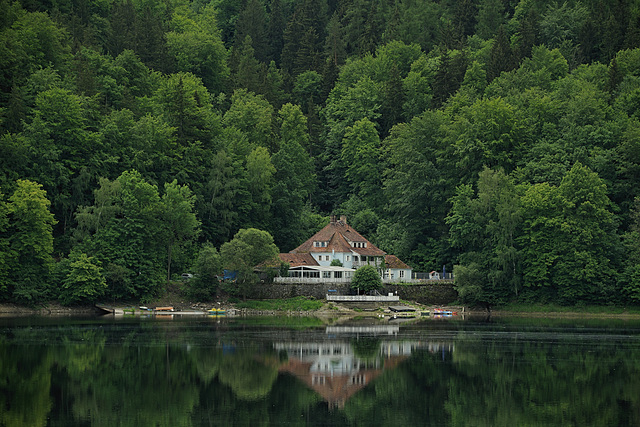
<box><xmin>330</xmin><ymin>215</ymin><xmax>336</xmax><ymax>224</ymax></box>
<box><xmin>340</xmin><ymin>215</ymin><xmax>347</xmax><ymax>224</ymax></box>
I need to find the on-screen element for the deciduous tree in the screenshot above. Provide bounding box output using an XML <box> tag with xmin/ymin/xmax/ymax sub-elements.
<box><xmin>351</xmin><ymin>265</ymin><xmax>382</xmax><ymax>294</ymax></box>
<box><xmin>4</xmin><ymin>180</ymin><xmax>56</xmax><ymax>303</ymax></box>
<box><xmin>161</xmin><ymin>180</ymin><xmax>200</xmax><ymax>284</ymax></box>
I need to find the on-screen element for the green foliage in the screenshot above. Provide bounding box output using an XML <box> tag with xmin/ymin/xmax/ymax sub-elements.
<box><xmin>188</xmin><ymin>243</ymin><xmax>222</xmax><ymax>300</ymax></box>
<box><xmin>520</xmin><ymin>163</ymin><xmax>617</xmax><ymax>305</ymax></box>
<box><xmin>278</xmin><ymin>262</ymin><xmax>289</xmax><ymax>277</ymax></box>
<box><xmin>223</xmin><ymin>89</ymin><xmax>275</xmax><ymax>152</ymax></box>
<box><xmin>166</xmin><ymin>4</ymin><xmax>229</xmax><ymax>93</ymax></box>
<box><xmin>351</xmin><ymin>265</ymin><xmax>382</xmax><ymax>294</ymax></box>
<box><xmin>452</xmin><ymin>263</ymin><xmax>484</xmax><ymax>306</ymax></box>
<box><xmin>330</xmin><ymin>259</ymin><xmax>342</xmax><ymax>267</ymax></box>
<box><xmin>220</xmin><ymin>228</ymin><xmax>279</xmax><ymax>299</ymax></box>
<box><xmin>234</xmin><ymin>296</ymin><xmax>323</xmax><ymax>311</ymax></box>
<box><xmin>220</xmin><ymin>228</ymin><xmax>279</xmax><ymax>271</ymax></box>
<box><xmin>270</xmin><ymin>104</ymin><xmax>316</xmax><ymax>250</ymax></box>
<box><xmin>447</xmin><ymin>168</ymin><xmax>521</xmax><ymax>306</ymax></box>
<box><xmin>2</xmin><ymin>0</ymin><xmax>640</xmax><ymax>308</ymax></box>
<box><xmin>4</xmin><ymin>180</ymin><xmax>56</xmax><ymax>303</ymax></box>
<box><xmin>59</xmin><ymin>251</ymin><xmax>106</xmax><ymax>305</ymax></box>
<box><xmin>341</xmin><ymin>118</ymin><xmax>383</xmax><ymax>209</ymax></box>
<box><xmin>160</xmin><ymin>180</ymin><xmax>200</xmax><ymax>283</ymax></box>
<box><xmin>153</xmin><ymin>72</ymin><xmax>219</xmax><ymax>146</ymax></box>
<box><xmin>76</xmin><ymin>171</ymin><xmax>166</xmax><ymax>301</ymax></box>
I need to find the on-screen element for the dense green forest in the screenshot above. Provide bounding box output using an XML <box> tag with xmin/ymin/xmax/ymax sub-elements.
<box><xmin>2</xmin><ymin>0</ymin><xmax>640</xmax><ymax>306</ymax></box>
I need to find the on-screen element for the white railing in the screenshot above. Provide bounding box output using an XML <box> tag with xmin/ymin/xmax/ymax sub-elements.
<box><xmin>326</xmin><ymin>295</ymin><xmax>399</xmax><ymax>302</ymax></box>
<box><xmin>383</xmin><ymin>278</ymin><xmax>418</xmax><ymax>284</ymax></box>
<box><xmin>352</xmin><ymin>261</ymin><xmax>383</xmax><ymax>268</ymax></box>
<box><xmin>274</xmin><ymin>277</ymin><xmax>453</xmax><ymax>284</ymax></box>
<box><xmin>274</xmin><ymin>277</ymin><xmax>351</xmax><ymax>284</ymax></box>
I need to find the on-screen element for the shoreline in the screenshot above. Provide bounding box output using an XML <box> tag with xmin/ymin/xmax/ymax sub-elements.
<box><xmin>2</xmin><ymin>301</ymin><xmax>640</xmax><ymax>319</ymax></box>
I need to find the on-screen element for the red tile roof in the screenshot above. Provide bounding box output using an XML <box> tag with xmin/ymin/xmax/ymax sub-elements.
<box><xmin>278</xmin><ymin>253</ymin><xmax>318</xmax><ymax>267</ymax></box>
<box><xmin>290</xmin><ymin>217</ymin><xmax>386</xmax><ymax>257</ymax></box>
<box><xmin>384</xmin><ymin>255</ymin><xmax>411</xmax><ymax>269</ymax></box>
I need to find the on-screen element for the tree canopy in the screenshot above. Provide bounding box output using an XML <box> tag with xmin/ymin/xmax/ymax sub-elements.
<box><xmin>2</xmin><ymin>0</ymin><xmax>640</xmax><ymax>306</ymax></box>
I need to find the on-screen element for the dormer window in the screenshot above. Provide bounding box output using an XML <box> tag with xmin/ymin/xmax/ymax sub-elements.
<box><xmin>314</xmin><ymin>241</ymin><xmax>328</xmax><ymax>247</ymax></box>
<box><xmin>351</xmin><ymin>241</ymin><xmax>367</xmax><ymax>248</ymax></box>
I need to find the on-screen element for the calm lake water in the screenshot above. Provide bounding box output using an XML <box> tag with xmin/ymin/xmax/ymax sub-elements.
<box><xmin>1</xmin><ymin>313</ymin><xmax>639</xmax><ymax>426</ymax></box>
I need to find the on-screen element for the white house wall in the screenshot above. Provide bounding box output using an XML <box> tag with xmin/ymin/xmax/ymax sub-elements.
<box><xmin>312</xmin><ymin>251</ymin><xmax>356</xmax><ymax>268</ymax></box>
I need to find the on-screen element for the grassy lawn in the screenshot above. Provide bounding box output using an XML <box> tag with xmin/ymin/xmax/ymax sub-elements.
<box><xmin>234</xmin><ymin>296</ymin><xmax>324</xmax><ymax>311</ymax></box>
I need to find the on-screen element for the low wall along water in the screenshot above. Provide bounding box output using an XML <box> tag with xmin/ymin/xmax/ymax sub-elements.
<box><xmin>250</xmin><ymin>282</ymin><xmax>458</xmax><ymax>305</ymax></box>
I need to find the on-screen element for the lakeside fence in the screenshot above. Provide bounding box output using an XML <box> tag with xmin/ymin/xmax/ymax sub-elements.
<box><xmin>274</xmin><ymin>277</ymin><xmax>454</xmax><ymax>285</ymax></box>
<box><xmin>326</xmin><ymin>294</ymin><xmax>400</xmax><ymax>302</ymax></box>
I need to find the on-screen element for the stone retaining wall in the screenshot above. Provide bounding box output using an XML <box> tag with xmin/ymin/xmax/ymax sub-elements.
<box><xmin>249</xmin><ymin>282</ymin><xmax>457</xmax><ymax>305</ymax></box>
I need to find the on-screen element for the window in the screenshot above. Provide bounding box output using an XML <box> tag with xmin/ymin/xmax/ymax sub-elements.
<box><xmin>334</xmin><ymin>271</ymin><xmax>342</xmax><ymax>279</ymax></box>
<box><xmin>323</xmin><ymin>271</ymin><xmax>331</xmax><ymax>278</ymax></box>
<box><xmin>346</xmin><ymin>255</ymin><xmax>350</xmax><ymax>261</ymax></box>
<box><xmin>399</xmin><ymin>270</ymin><xmax>405</xmax><ymax>278</ymax></box>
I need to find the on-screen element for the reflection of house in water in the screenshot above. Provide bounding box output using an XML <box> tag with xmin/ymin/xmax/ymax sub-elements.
<box><xmin>275</xmin><ymin>325</ymin><xmax>454</xmax><ymax>409</ymax></box>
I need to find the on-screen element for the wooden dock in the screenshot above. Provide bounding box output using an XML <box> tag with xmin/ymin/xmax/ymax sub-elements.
<box><xmin>326</xmin><ymin>294</ymin><xmax>400</xmax><ymax>302</ymax></box>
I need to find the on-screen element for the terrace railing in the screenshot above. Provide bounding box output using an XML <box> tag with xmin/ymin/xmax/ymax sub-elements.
<box><xmin>274</xmin><ymin>276</ymin><xmax>453</xmax><ymax>284</ymax></box>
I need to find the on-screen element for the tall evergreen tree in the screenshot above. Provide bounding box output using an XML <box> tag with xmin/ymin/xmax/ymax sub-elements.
<box><xmin>233</xmin><ymin>0</ymin><xmax>269</xmax><ymax>64</ymax></box>
<box><xmin>475</xmin><ymin>0</ymin><xmax>505</xmax><ymax>40</ymax></box>
<box><xmin>432</xmin><ymin>50</ymin><xmax>467</xmax><ymax>109</ymax></box>
<box><xmin>106</xmin><ymin>0</ymin><xmax>136</xmax><ymax>57</ymax></box>
<box><xmin>233</xmin><ymin>35</ymin><xmax>264</xmax><ymax>94</ymax></box>
<box><xmin>381</xmin><ymin>64</ymin><xmax>405</xmax><ymax>138</ymax></box>
<box><xmin>487</xmin><ymin>26</ymin><xmax>515</xmax><ymax>82</ymax></box>
<box><xmin>270</xmin><ymin>104</ymin><xmax>316</xmax><ymax>250</ymax></box>
<box><xmin>513</xmin><ymin>7</ymin><xmax>538</xmax><ymax>63</ymax></box>
<box><xmin>281</xmin><ymin>0</ymin><xmax>327</xmax><ymax>81</ymax></box>
<box><xmin>266</xmin><ymin>0</ymin><xmax>286</xmax><ymax>65</ymax></box>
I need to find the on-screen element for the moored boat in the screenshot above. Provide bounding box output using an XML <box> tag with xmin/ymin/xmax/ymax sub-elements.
<box><xmin>433</xmin><ymin>308</ymin><xmax>457</xmax><ymax>316</ymax></box>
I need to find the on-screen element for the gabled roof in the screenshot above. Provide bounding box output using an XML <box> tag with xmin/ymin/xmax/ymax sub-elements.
<box><xmin>288</xmin><ymin>265</ymin><xmax>355</xmax><ymax>272</ymax></box>
<box><xmin>291</xmin><ymin>216</ymin><xmax>386</xmax><ymax>257</ymax></box>
<box><xmin>278</xmin><ymin>253</ymin><xmax>318</xmax><ymax>267</ymax></box>
<box><xmin>384</xmin><ymin>255</ymin><xmax>411</xmax><ymax>270</ymax></box>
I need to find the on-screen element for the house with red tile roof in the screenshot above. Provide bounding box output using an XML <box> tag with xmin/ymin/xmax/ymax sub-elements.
<box><xmin>278</xmin><ymin>215</ymin><xmax>412</xmax><ymax>282</ymax></box>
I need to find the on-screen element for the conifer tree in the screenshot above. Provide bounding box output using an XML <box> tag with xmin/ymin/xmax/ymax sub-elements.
<box><xmin>233</xmin><ymin>0</ymin><xmax>269</xmax><ymax>64</ymax></box>
<box><xmin>487</xmin><ymin>26</ymin><xmax>515</xmax><ymax>82</ymax></box>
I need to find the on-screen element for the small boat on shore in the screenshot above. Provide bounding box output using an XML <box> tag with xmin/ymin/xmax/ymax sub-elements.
<box><xmin>208</xmin><ymin>308</ymin><xmax>226</xmax><ymax>316</ymax></box>
<box><xmin>95</xmin><ymin>305</ymin><xmax>205</xmax><ymax>316</ymax></box>
<box><xmin>433</xmin><ymin>308</ymin><xmax>457</xmax><ymax>317</ymax></box>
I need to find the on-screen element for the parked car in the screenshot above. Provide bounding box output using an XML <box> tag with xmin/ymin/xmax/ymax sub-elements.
<box><xmin>181</xmin><ymin>273</ymin><xmax>193</xmax><ymax>280</ymax></box>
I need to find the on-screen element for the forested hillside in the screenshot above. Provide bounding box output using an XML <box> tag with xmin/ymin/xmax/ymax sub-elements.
<box><xmin>1</xmin><ymin>0</ymin><xmax>640</xmax><ymax>306</ymax></box>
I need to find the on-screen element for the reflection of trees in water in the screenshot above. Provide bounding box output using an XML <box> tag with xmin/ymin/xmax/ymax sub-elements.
<box><xmin>3</xmin><ymin>323</ymin><xmax>640</xmax><ymax>425</ymax></box>
<box><xmin>444</xmin><ymin>339</ymin><xmax>640</xmax><ymax>426</ymax></box>
<box><xmin>0</xmin><ymin>337</ymin><xmax>53</xmax><ymax>427</ymax></box>
<box><xmin>217</xmin><ymin>352</ymin><xmax>279</xmax><ymax>400</ymax></box>
<box><xmin>351</xmin><ymin>337</ymin><xmax>380</xmax><ymax>360</ymax></box>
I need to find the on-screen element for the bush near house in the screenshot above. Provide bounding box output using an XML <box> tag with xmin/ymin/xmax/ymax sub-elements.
<box><xmin>351</xmin><ymin>265</ymin><xmax>382</xmax><ymax>294</ymax></box>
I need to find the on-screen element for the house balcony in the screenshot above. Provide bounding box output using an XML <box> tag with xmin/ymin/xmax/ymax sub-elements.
<box><xmin>351</xmin><ymin>260</ymin><xmax>383</xmax><ymax>268</ymax></box>
<box><xmin>274</xmin><ymin>276</ymin><xmax>426</xmax><ymax>284</ymax></box>
<box><xmin>274</xmin><ymin>277</ymin><xmax>352</xmax><ymax>284</ymax></box>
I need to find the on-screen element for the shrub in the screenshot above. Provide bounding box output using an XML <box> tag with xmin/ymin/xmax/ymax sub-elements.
<box><xmin>351</xmin><ymin>265</ymin><xmax>382</xmax><ymax>294</ymax></box>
